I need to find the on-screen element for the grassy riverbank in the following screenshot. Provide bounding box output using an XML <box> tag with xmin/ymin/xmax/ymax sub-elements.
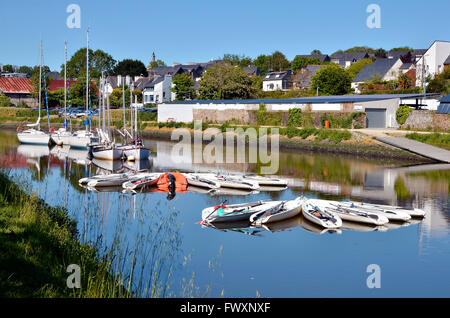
<box><xmin>138</xmin><ymin>124</ymin><xmax>430</xmax><ymax>162</ymax></box>
<box><xmin>405</xmin><ymin>132</ymin><xmax>450</xmax><ymax>150</ymax></box>
<box><xmin>0</xmin><ymin>172</ymin><xmax>130</xmax><ymax>297</ymax></box>
<box><xmin>0</xmin><ymin>108</ymin><xmax>430</xmax><ymax>162</ymax></box>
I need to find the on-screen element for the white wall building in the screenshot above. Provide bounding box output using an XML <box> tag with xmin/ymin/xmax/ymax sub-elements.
<box><xmin>142</xmin><ymin>75</ymin><xmax>172</xmax><ymax>104</ymax></box>
<box><xmin>415</xmin><ymin>40</ymin><xmax>450</xmax><ymax>87</ymax></box>
<box><xmin>262</xmin><ymin>70</ymin><xmax>292</xmax><ymax>91</ymax></box>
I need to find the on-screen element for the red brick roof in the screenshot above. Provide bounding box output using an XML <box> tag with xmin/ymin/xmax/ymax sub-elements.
<box><xmin>0</xmin><ymin>77</ymin><xmax>33</xmax><ymax>94</ymax></box>
<box><xmin>48</xmin><ymin>79</ymin><xmax>77</xmax><ymax>92</ymax></box>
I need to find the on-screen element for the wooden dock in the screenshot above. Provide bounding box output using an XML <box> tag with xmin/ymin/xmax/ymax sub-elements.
<box><xmin>376</xmin><ymin>136</ymin><xmax>450</xmax><ymax>163</ymax></box>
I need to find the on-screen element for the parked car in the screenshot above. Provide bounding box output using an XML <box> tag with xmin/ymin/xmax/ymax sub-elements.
<box><xmin>140</xmin><ymin>108</ymin><xmax>157</xmax><ymax>113</ymax></box>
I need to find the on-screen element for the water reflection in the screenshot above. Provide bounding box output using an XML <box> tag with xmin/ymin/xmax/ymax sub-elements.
<box><xmin>1</xmin><ymin>129</ymin><xmax>449</xmax><ymax>297</ymax></box>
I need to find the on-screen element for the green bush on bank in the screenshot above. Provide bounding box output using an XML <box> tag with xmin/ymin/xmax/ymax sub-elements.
<box><xmin>287</xmin><ymin>108</ymin><xmax>302</xmax><ymax>127</ymax></box>
<box><xmin>396</xmin><ymin>105</ymin><xmax>413</xmax><ymax>125</ymax></box>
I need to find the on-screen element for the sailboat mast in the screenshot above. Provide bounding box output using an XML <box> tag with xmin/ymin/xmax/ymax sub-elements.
<box><xmin>122</xmin><ymin>79</ymin><xmax>126</xmax><ymax>137</ymax></box>
<box><xmin>64</xmin><ymin>41</ymin><xmax>67</xmax><ymax>129</ymax></box>
<box><xmin>130</xmin><ymin>84</ymin><xmax>133</xmax><ymax>138</ymax></box>
<box><xmin>133</xmin><ymin>85</ymin><xmax>137</xmax><ymax>145</ymax></box>
<box><xmin>86</xmin><ymin>29</ymin><xmax>89</xmax><ymax>132</ymax></box>
<box><xmin>38</xmin><ymin>41</ymin><xmax>42</xmax><ymax>126</ymax></box>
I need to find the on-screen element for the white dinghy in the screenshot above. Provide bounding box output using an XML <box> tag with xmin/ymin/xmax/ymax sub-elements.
<box><xmin>336</xmin><ymin>201</ymin><xmax>411</xmax><ymax>222</ymax></box>
<box><xmin>201</xmin><ymin>200</ymin><xmax>283</xmax><ymax>224</ymax></box>
<box><xmin>185</xmin><ymin>173</ymin><xmax>221</xmax><ymax>189</ymax></box>
<box><xmin>347</xmin><ymin>201</ymin><xmax>425</xmax><ymax>218</ymax></box>
<box><xmin>122</xmin><ymin>172</ymin><xmax>162</xmax><ymax>190</ymax></box>
<box><xmin>250</xmin><ymin>197</ymin><xmax>303</xmax><ymax>225</ymax></box>
<box><xmin>191</xmin><ymin>173</ymin><xmax>260</xmax><ymax>191</ymax></box>
<box><xmin>301</xmin><ymin>199</ymin><xmax>342</xmax><ymax>229</ymax></box>
<box><xmin>308</xmin><ymin>199</ymin><xmax>389</xmax><ymax>226</ymax></box>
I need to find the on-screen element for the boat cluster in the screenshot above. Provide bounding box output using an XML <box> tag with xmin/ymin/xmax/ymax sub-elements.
<box><xmin>200</xmin><ymin>197</ymin><xmax>425</xmax><ymax>230</ymax></box>
<box><xmin>16</xmin><ymin>34</ymin><xmax>150</xmax><ymax>163</ymax></box>
<box><xmin>79</xmin><ymin>171</ymin><xmax>289</xmax><ymax>196</ymax></box>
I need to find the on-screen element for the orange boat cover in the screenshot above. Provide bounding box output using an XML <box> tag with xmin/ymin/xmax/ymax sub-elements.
<box><xmin>156</xmin><ymin>172</ymin><xmax>187</xmax><ymax>191</ymax></box>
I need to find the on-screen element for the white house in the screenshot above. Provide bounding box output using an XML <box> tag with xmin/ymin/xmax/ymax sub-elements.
<box><xmin>262</xmin><ymin>70</ymin><xmax>292</xmax><ymax>91</ymax></box>
<box><xmin>352</xmin><ymin>58</ymin><xmax>404</xmax><ymax>93</ymax></box>
<box><xmin>415</xmin><ymin>40</ymin><xmax>450</xmax><ymax>87</ymax></box>
<box><xmin>142</xmin><ymin>75</ymin><xmax>172</xmax><ymax>104</ymax></box>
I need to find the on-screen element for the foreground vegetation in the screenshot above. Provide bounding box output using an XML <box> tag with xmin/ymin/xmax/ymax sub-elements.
<box><xmin>0</xmin><ymin>172</ymin><xmax>130</xmax><ymax>297</ymax></box>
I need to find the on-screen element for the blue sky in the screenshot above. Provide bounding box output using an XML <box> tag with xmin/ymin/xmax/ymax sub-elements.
<box><xmin>1</xmin><ymin>0</ymin><xmax>449</xmax><ymax>72</ymax></box>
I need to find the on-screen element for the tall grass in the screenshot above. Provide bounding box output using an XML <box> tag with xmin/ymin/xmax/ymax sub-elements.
<box><xmin>405</xmin><ymin>132</ymin><xmax>450</xmax><ymax>150</ymax></box>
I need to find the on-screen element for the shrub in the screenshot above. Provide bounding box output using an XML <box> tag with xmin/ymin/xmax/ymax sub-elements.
<box><xmin>0</xmin><ymin>93</ymin><xmax>11</xmax><ymax>107</ymax></box>
<box><xmin>302</xmin><ymin>111</ymin><xmax>315</xmax><ymax>128</ymax></box>
<box><xmin>396</xmin><ymin>105</ymin><xmax>413</xmax><ymax>125</ymax></box>
<box><xmin>287</xmin><ymin>108</ymin><xmax>302</xmax><ymax>127</ymax></box>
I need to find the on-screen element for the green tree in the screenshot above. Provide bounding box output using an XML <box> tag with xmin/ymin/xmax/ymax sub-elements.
<box><xmin>253</xmin><ymin>55</ymin><xmax>269</xmax><ymax>75</ymax></box>
<box><xmin>390</xmin><ymin>46</ymin><xmax>414</xmax><ymax>52</ymax></box>
<box><xmin>222</xmin><ymin>54</ymin><xmax>252</xmax><ymax>67</ymax></box>
<box><xmin>2</xmin><ymin>64</ymin><xmax>14</xmax><ymax>72</ymax></box>
<box><xmin>64</xmin><ymin>48</ymin><xmax>116</xmax><ymax>79</ymax></box>
<box><xmin>347</xmin><ymin>58</ymin><xmax>374</xmax><ymax>79</ymax></box>
<box><xmin>374</xmin><ymin>48</ymin><xmax>387</xmax><ymax>58</ymax></box>
<box><xmin>67</xmin><ymin>76</ymin><xmax>99</xmax><ymax>108</ymax></box>
<box><xmin>292</xmin><ymin>56</ymin><xmax>322</xmax><ymax>72</ymax></box>
<box><xmin>113</xmin><ymin>59</ymin><xmax>148</xmax><ymax>76</ymax></box>
<box><xmin>426</xmin><ymin>67</ymin><xmax>450</xmax><ymax>95</ymax></box>
<box><xmin>171</xmin><ymin>73</ymin><xmax>196</xmax><ymax>101</ymax></box>
<box><xmin>311</xmin><ymin>49</ymin><xmax>322</xmax><ymax>55</ymax></box>
<box><xmin>198</xmin><ymin>62</ymin><xmax>254</xmax><ymax>100</ymax></box>
<box><xmin>311</xmin><ymin>64</ymin><xmax>352</xmax><ymax>95</ymax></box>
<box><xmin>0</xmin><ymin>93</ymin><xmax>11</xmax><ymax>107</ymax></box>
<box><xmin>18</xmin><ymin>65</ymin><xmax>33</xmax><ymax>75</ymax></box>
<box><xmin>148</xmin><ymin>59</ymin><xmax>166</xmax><ymax>70</ymax></box>
<box><xmin>267</xmin><ymin>51</ymin><xmax>290</xmax><ymax>72</ymax></box>
<box><xmin>30</xmin><ymin>65</ymin><xmax>51</xmax><ymax>99</ymax></box>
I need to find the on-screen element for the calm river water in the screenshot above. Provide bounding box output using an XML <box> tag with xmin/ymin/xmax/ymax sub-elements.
<box><xmin>1</xmin><ymin>129</ymin><xmax>449</xmax><ymax>297</ymax></box>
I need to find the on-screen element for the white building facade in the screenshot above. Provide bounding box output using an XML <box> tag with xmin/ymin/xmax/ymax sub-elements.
<box><xmin>415</xmin><ymin>40</ymin><xmax>450</xmax><ymax>87</ymax></box>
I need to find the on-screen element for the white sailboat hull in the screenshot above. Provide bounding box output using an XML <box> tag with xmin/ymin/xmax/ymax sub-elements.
<box><xmin>92</xmin><ymin>147</ymin><xmax>123</xmax><ymax>161</ymax></box>
<box><xmin>122</xmin><ymin>146</ymin><xmax>151</xmax><ymax>161</ymax></box>
<box><xmin>17</xmin><ymin>130</ymin><xmax>50</xmax><ymax>145</ymax></box>
<box><xmin>51</xmin><ymin>129</ymin><xmax>72</xmax><ymax>146</ymax></box>
<box><xmin>69</xmin><ymin>130</ymin><xmax>99</xmax><ymax>149</ymax></box>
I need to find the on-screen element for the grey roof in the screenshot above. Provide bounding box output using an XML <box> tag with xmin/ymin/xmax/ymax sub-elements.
<box><xmin>263</xmin><ymin>70</ymin><xmax>292</xmax><ymax>81</ymax></box>
<box><xmin>134</xmin><ymin>76</ymin><xmax>154</xmax><ymax>91</ymax></box>
<box><xmin>400</xmin><ymin>62</ymin><xmax>413</xmax><ymax>70</ymax></box>
<box><xmin>105</xmin><ymin>75</ymin><xmax>118</xmax><ymax>88</ymax></box>
<box><xmin>387</xmin><ymin>50</ymin><xmax>411</xmax><ymax>59</ymax></box>
<box><xmin>242</xmin><ymin>66</ymin><xmax>262</xmax><ymax>76</ymax></box>
<box><xmin>413</xmin><ymin>49</ymin><xmax>427</xmax><ymax>57</ymax></box>
<box><xmin>295</xmin><ymin>54</ymin><xmax>330</xmax><ymax>63</ymax></box>
<box><xmin>330</xmin><ymin>52</ymin><xmax>370</xmax><ymax>65</ymax></box>
<box><xmin>47</xmin><ymin>72</ymin><xmax>63</xmax><ymax>80</ymax></box>
<box><xmin>444</xmin><ymin>55</ymin><xmax>450</xmax><ymax>65</ymax></box>
<box><xmin>167</xmin><ymin>93</ymin><xmax>439</xmax><ymax>105</ymax></box>
<box><xmin>353</xmin><ymin>58</ymin><xmax>399</xmax><ymax>82</ymax></box>
<box><xmin>143</xmin><ymin>76</ymin><xmax>165</xmax><ymax>89</ymax></box>
<box><xmin>292</xmin><ymin>65</ymin><xmax>326</xmax><ymax>88</ymax></box>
